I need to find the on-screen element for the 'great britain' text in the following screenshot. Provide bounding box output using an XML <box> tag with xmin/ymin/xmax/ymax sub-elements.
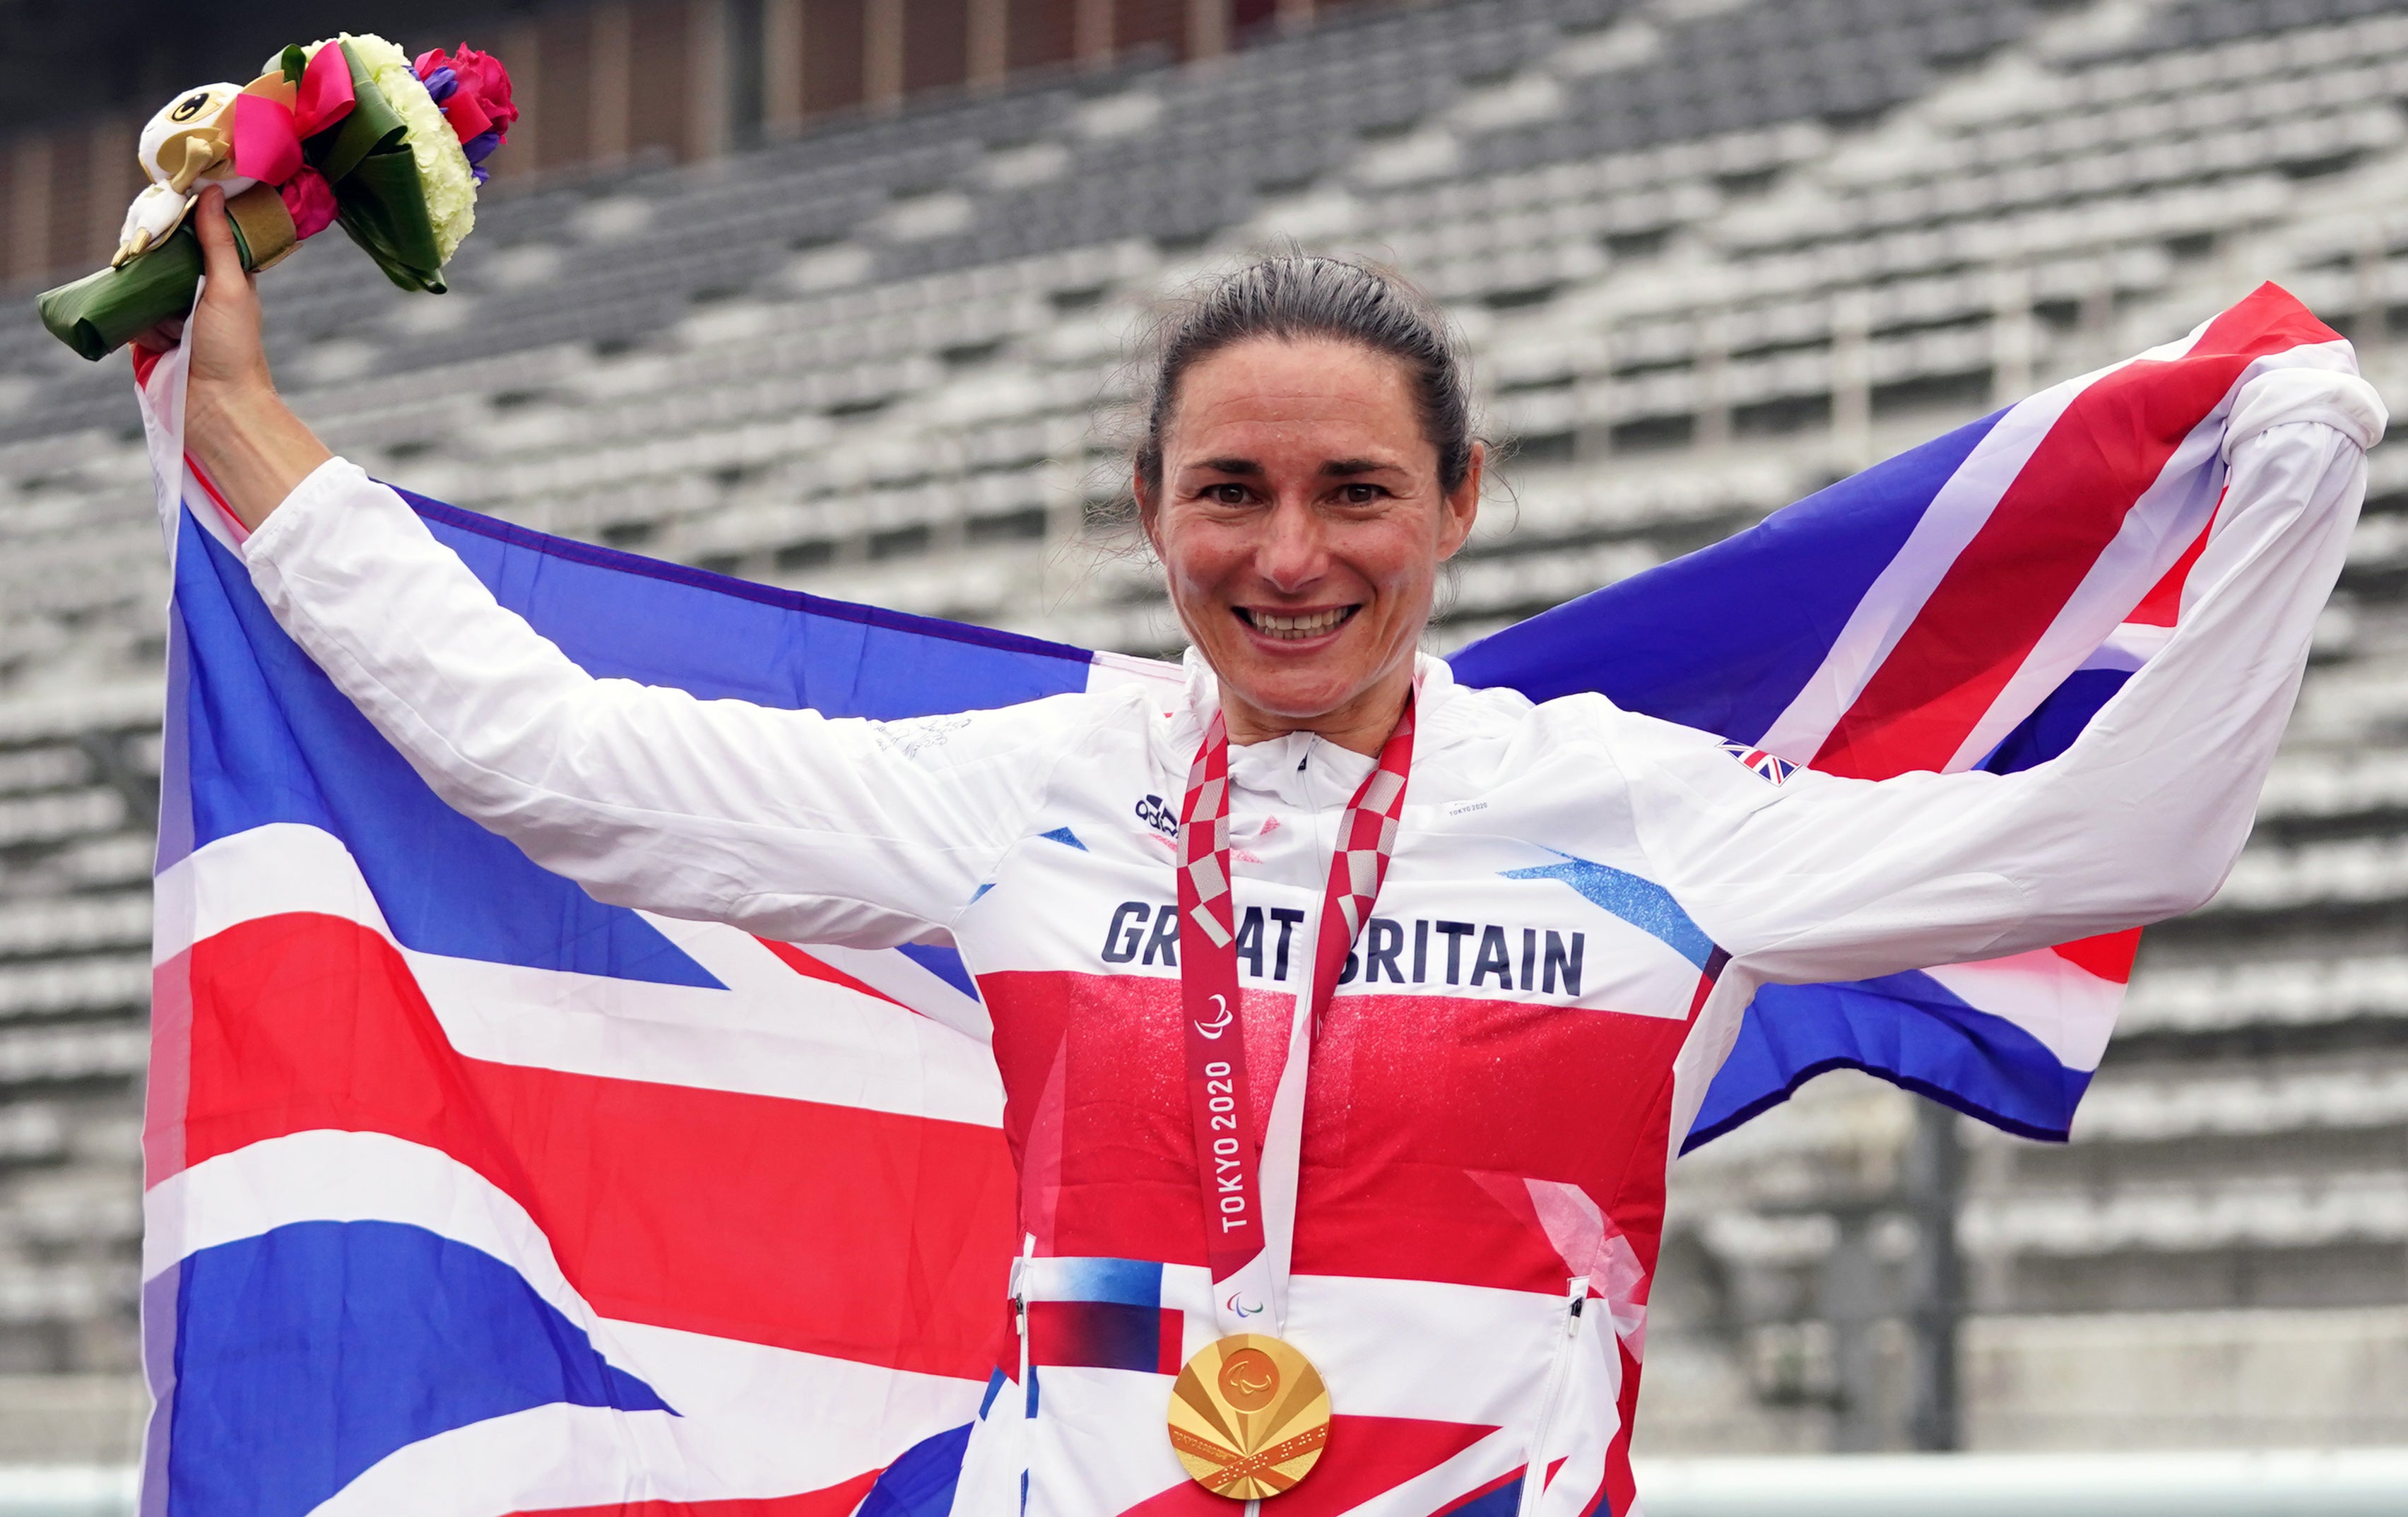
<box><xmin>1099</xmin><ymin>902</ymin><xmax>1583</xmax><ymax>996</ymax></box>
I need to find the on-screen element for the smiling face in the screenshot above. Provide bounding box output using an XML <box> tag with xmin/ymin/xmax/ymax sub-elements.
<box><xmin>1138</xmin><ymin>337</ymin><xmax>1481</xmax><ymax>753</ymax></box>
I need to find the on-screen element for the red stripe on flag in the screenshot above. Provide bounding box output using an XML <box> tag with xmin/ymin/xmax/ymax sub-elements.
<box><xmin>1813</xmin><ymin>285</ymin><xmax>2338</xmax><ymax>779</ymax></box>
<box><xmin>173</xmin><ymin>912</ymin><xmax>1015</xmax><ymax>1380</ymax></box>
<box><xmin>1599</xmin><ymin>1339</ymin><xmax>1641</xmax><ymax>1517</ymax></box>
<box><xmin>1158</xmin><ymin>1301</ymin><xmax>1185</xmax><ymax>1376</ymax></box>
<box><xmin>507</xmin><ymin>1468</ymin><xmax>882</xmax><ymax>1517</ymax></box>
<box><xmin>2125</xmin><ymin>504</ymin><xmax>2219</xmax><ymax>628</ymax></box>
<box><xmin>2049</xmin><ymin>927</ymin><xmax>2141</xmax><ymax>984</ymax></box>
<box><xmin>755</xmin><ymin>936</ymin><xmax>913</xmax><ymax>1010</ymax></box>
<box><xmin>182</xmin><ymin>451</ymin><xmax>247</xmax><ymax>541</ymax></box>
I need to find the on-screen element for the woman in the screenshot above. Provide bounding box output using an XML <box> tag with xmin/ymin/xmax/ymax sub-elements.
<box><xmin>165</xmin><ymin>184</ymin><xmax>2378</xmax><ymax>1515</ymax></box>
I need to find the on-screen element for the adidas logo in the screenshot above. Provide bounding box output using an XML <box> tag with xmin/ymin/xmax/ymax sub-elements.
<box><xmin>1135</xmin><ymin>793</ymin><xmax>1179</xmax><ymax>837</ymax></box>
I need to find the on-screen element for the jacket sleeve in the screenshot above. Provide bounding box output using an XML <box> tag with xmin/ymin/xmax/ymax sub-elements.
<box><xmin>1617</xmin><ymin>367</ymin><xmax>2386</xmax><ymax>986</ymax></box>
<box><xmin>242</xmin><ymin>459</ymin><xmax>1085</xmax><ymax>948</ymax></box>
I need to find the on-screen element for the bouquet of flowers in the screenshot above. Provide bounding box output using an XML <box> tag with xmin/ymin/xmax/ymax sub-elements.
<box><xmin>36</xmin><ymin>34</ymin><xmax>515</xmax><ymax>360</ymax></box>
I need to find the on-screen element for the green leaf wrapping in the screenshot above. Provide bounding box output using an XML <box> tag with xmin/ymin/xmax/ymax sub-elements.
<box><xmin>33</xmin><ymin>36</ymin><xmax>450</xmax><ymax>358</ymax></box>
<box><xmin>315</xmin><ymin>40</ymin><xmax>444</xmax><ymax>293</ymax></box>
<box><xmin>31</xmin><ymin>213</ymin><xmax>285</xmax><ymax>362</ymax></box>
<box><xmin>35</xmin><ymin>233</ymin><xmax>205</xmax><ymax>363</ymax></box>
<box><xmin>335</xmin><ymin>152</ymin><xmax>446</xmax><ymax>293</ymax></box>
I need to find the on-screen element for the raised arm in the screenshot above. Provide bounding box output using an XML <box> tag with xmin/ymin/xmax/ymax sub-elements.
<box><xmin>242</xmin><ymin>462</ymin><xmax>1085</xmax><ymax>946</ymax></box>
<box><xmin>165</xmin><ymin>187</ymin><xmax>1077</xmax><ymax>947</ymax></box>
<box><xmin>146</xmin><ymin>187</ymin><xmax>334</xmax><ymax>529</ymax></box>
<box><xmin>1620</xmin><ymin>366</ymin><xmax>2385</xmax><ymax>986</ymax></box>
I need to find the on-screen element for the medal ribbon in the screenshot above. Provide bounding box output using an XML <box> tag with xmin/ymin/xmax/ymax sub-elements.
<box><xmin>1178</xmin><ymin>700</ymin><xmax>1415</xmax><ymax>1336</ymax></box>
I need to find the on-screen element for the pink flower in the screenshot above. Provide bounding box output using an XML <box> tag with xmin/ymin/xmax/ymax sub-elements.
<box><xmin>415</xmin><ymin>44</ymin><xmax>517</xmax><ymax>141</ymax></box>
<box><xmin>280</xmin><ymin>168</ymin><xmax>338</xmax><ymax>240</ymax></box>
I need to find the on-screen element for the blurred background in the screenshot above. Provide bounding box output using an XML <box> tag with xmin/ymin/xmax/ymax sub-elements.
<box><xmin>1</xmin><ymin>0</ymin><xmax>2407</xmax><ymax>1477</ymax></box>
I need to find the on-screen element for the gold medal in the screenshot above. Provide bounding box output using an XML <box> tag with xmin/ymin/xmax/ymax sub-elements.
<box><xmin>1167</xmin><ymin>1333</ymin><xmax>1331</xmax><ymax>1499</ymax></box>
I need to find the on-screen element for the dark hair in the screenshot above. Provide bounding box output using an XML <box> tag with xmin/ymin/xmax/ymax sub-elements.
<box><xmin>1132</xmin><ymin>254</ymin><xmax>1482</xmax><ymax>499</ymax></box>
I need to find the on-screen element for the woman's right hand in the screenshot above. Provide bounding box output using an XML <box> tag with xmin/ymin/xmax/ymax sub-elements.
<box><xmin>135</xmin><ymin>184</ymin><xmax>333</xmax><ymax>532</ymax></box>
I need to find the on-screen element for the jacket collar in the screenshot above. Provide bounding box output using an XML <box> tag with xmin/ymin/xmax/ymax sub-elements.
<box><xmin>1163</xmin><ymin>647</ymin><xmax>1456</xmax><ymax>801</ymax></box>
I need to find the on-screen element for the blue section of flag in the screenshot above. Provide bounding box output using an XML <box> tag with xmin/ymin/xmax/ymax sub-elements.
<box><xmin>175</xmin><ymin>513</ymin><xmax>724</xmax><ymax>988</ymax></box>
<box><xmin>1448</xmin><ymin>1477</ymin><xmax>1526</xmax><ymax>1517</ymax></box>
<box><xmin>1504</xmin><ymin>853</ymin><xmax>1716</xmax><ymax>970</ymax></box>
<box><xmin>1684</xmin><ymin>972</ymin><xmax>2094</xmax><ymax>1150</ymax></box>
<box><xmin>409</xmin><ymin>492</ymin><xmax>1095</xmax><ymax>719</ymax></box>
<box><xmin>165</xmin><ymin>1220</ymin><xmax>670</xmax><ymax>1517</ymax></box>
<box><xmin>1980</xmin><ymin>667</ymin><xmax>2134</xmax><ymax>774</ymax></box>
<box><xmin>1051</xmin><ymin>1256</ymin><xmax>1164</xmax><ymax>1307</ymax></box>
<box><xmin>1450</xmin><ymin>411</ymin><xmax>2002</xmax><ymax>744</ymax></box>
<box><xmin>899</xmin><ymin>941</ymin><xmax>981</xmax><ymax>998</ymax></box>
<box><xmin>859</xmin><ymin>1422</ymin><xmax>978</xmax><ymax>1517</ymax></box>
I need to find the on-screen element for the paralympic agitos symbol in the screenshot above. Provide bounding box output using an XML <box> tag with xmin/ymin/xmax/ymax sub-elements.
<box><xmin>1194</xmin><ymin>993</ymin><xmax>1233</xmax><ymax>1039</ymax></box>
<box><xmin>1217</xmin><ymin>1347</ymin><xmax>1280</xmax><ymax>1410</ymax></box>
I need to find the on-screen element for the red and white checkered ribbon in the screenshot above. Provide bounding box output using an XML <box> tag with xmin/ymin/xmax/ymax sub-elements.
<box><xmin>1179</xmin><ymin>701</ymin><xmax>1417</xmax><ymax>1335</ymax></box>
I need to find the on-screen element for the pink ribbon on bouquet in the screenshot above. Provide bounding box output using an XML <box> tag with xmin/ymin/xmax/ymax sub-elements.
<box><xmin>230</xmin><ymin>45</ymin><xmax>355</xmax><ymax>189</ymax></box>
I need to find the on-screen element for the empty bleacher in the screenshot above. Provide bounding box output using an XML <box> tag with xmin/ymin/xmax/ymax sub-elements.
<box><xmin>1</xmin><ymin>0</ymin><xmax>2405</xmax><ymax>1456</ymax></box>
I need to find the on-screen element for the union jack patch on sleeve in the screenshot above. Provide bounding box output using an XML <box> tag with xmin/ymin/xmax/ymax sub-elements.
<box><xmin>1719</xmin><ymin>740</ymin><xmax>1798</xmax><ymax>786</ymax></box>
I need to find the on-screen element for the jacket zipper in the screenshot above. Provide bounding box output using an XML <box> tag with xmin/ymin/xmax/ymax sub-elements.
<box><xmin>1010</xmin><ymin>1238</ymin><xmax>1034</xmax><ymax>1419</ymax></box>
<box><xmin>1518</xmin><ymin>1275</ymin><xmax>1588</xmax><ymax>1517</ymax></box>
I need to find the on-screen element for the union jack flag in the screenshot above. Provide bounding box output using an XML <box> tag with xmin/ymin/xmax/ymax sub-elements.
<box><xmin>1716</xmin><ymin>742</ymin><xmax>1798</xmax><ymax>786</ymax></box>
<box><xmin>131</xmin><ymin>284</ymin><xmax>2350</xmax><ymax>1513</ymax></box>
